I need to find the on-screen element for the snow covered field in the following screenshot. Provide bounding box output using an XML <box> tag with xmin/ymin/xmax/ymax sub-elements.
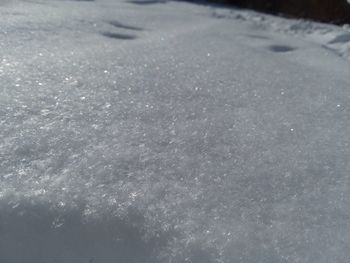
<box><xmin>1</xmin><ymin>0</ymin><xmax>350</xmax><ymax>262</ymax></box>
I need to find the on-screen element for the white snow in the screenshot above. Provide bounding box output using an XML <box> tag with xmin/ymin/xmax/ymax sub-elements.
<box><xmin>1</xmin><ymin>0</ymin><xmax>350</xmax><ymax>263</ymax></box>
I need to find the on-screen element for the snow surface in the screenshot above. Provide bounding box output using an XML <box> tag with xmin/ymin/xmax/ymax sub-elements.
<box><xmin>1</xmin><ymin>0</ymin><xmax>350</xmax><ymax>262</ymax></box>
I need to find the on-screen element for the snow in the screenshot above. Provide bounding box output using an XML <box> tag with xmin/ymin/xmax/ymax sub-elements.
<box><xmin>1</xmin><ymin>0</ymin><xmax>350</xmax><ymax>262</ymax></box>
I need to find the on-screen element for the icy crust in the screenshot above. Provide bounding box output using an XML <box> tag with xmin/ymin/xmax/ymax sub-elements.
<box><xmin>1</xmin><ymin>0</ymin><xmax>350</xmax><ymax>262</ymax></box>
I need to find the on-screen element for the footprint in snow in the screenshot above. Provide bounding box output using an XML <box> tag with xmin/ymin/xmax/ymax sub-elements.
<box><xmin>107</xmin><ymin>20</ymin><xmax>144</xmax><ymax>31</ymax></box>
<box><xmin>100</xmin><ymin>20</ymin><xmax>143</xmax><ymax>40</ymax></box>
<box><xmin>100</xmin><ymin>32</ymin><xmax>137</xmax><ymax>40</ymax></box>
<box><xmin>127</xmin><ymin>0</ymin><xmax>167</xmax><ymax>5</ymax></box>
<box><xmin>267</xmin><ymin>44</ymin><xmax>297</xmax><ymax>53</ymax></box>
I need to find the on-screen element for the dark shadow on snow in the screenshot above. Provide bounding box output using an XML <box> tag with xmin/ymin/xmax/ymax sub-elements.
<box><xmin>107</xmin><ymin>20</ymin><xmax>144</xmax><ymax>31</ymax></box>
<box><xmin>0</xmin><ymin>198</ymin><xmax>168</xmax><ymax>263</ymax></box>
<box><xmin>267</xmin><ymin>45</ymin><xmax>296</xmax><ymax>53</ymax></box>
<box><xmin>127</xmin><ymin>0</ymin><xmax>167</xmax><ymax>5</ymax></box>
<box><xmin>328</xmin><ymin>33</ymin><xmax>350</xmax><ymax>44</ymax></box>
<box><xmin>101</xmin><ymin>31</ymin><xmax>138</xmax><ymax>40</ymax></box>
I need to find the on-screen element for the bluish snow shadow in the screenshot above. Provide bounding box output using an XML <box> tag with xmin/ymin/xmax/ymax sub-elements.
<box><xmin>0</xmin><ymin>197</ymin><xmax>163</xmax><ymax>263</ymax></box>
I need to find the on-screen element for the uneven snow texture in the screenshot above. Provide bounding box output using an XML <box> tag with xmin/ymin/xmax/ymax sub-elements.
<box><xmin>1</xmin><ymin>0</ymin><xmax>350</xmax><ymax>262</ymax></box>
